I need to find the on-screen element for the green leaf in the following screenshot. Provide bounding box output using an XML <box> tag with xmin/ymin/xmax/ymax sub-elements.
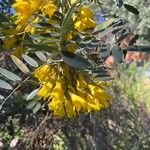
<box><xmin>26</xmin><ymin>101</ymin><xmax>37</xmax><ymax>109</ymax></box>
<box><xmin>112</xmin><ymin>48</ymin><xmax>123</xmax><ymax>63</ymax></box>
<box><xmin>124</xmin><ymin>4</ymin><xmax>139</xmax><ymax>15</ymax></box>
<box><xmin>31</xmin><ymin>22</ymin><xmax>61</xmax><ymax>29</ymax></box>
<box><xmin>95</xmin><ymin>26</ymin><xmax>114</xmax><ymax>38</ymax></box>
<box><xmin>0</xmin><ymin>95</ymin><xmax>4</xmax><ymax>100</ymax></box>
<box><xmin>35</xmin><ymin>51</ymin><xmax>47</xmax><ymax>62</ymax></box>
<box><xmin>0</xmin><ymin>13</ymin><xmax>9</xmax><ymax>23</ymax></box>
<box><xmin>31</xmin><ymin>32</ymin><xmax>60</xmax><ymax>40</ymax></box>
<box><xmin>62</xmin><ymin>51</ymin><xmax>91</xmax><ymax>69</ymax></box>
<box><xmin>11</xmin><ymin>55</ymin><xmax>30</xmax><ymax>74</ymax></box>
<box><xmin>129</xmin><ymin>34</ymin><xmax>139</xmax><ymax>45</ymax></box>
<box><xmin>25</xmin><ymin>43</ymin><xmax>58</xmax><ymax>52</ymax></box>
<box><xmin>22</xmin><ymin>54</ymin><xmax>39</xmax><ymax>68</ymax></box>
<box><xmin>0</xmin><ymin>79</ymin><xmax>13</xmax><ymax>90</ymax></box>
<box><xmin>100</xmin><ymin>48</ymin><xmax>110</xmax><ymax>58</ymax></box>
<box><xmin>0</xmin><ymin>67</ymin><xmax>21</xmax><ymax>82</ymax></box>
<box><xmin>26</xmin><ymin>88</ymin><xmax>39</xmax><ymax>101</ymax></box>
<box><xmin>94</xmin><ymin>76</ymin><xmax>113</xmax><ymax>81</ymax></box>
<box><xmin>93</xmin><ymin>18</ymin><xmax>115</xmax><ymax>34</ymax></box>
<box><xmin>61</xmin><ymin>3</ymin><xmax>77</xmax><ymax>36</ymax></box>
<box><xmin>123</xmin><ymin>46</ymin><xmax>150</xmax><ymax>53</ymax></box>
<box><xmin>33</xmin><ymin>103</ymin><xmax>41</xmax><ymax>114</ymax></box>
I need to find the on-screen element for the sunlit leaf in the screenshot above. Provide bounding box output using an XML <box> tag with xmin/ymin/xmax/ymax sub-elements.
<box><xmin>0</xmin><ymin>67</ymin><xmax>21</xmax><ymax>82</ymax></box>
<box><xmin>0</xmin><ymin>79</ymin><xmax>13</xmax><ymax>90</ymax></box>
<box><xmin>22</xmin><ymin>54</ymin><xmax>39</xmax><ymax>68</ymax></box>
<box><xmin>26</xmin><ymin>88</ymin><xmax>39</xmax><ymax>101</ymax></box>
<box><xmin>0</xmin><ymin>95</ymin><xmax>4</xmax><ymax>100</ymax></box>
<box><xmin>94</xmin><ymin>76</ymin><xmax>113</xmax><ymax>81</ymax></box>
<box><xmin>25</xmin><ymin>43</ymin><xmax>57</xmax><ymax>52</ymax></box>
<box><xmin>26</xmin><ymin>101</ymin><xmax>37</xmax><ymax>109</ymax></box>
<box><xmin>11</xmin><ymin>55</ymin><xmax>30</xmax><ymax>74</ymax></box>
<box><xmin>35</xmin><ymin>51</ymin><xmax>47</xmax><ymax>62</ymax></box>
<box><xmin>33</xmin><ymin>103</ymin><xmax>41</xmax><ymax>114</ymax></box>
<box><xmin>61</xmin><ymin>3</ymin><xmax>77</xmax><ymax>36</ymax></box>
<box><xmin>93</xmin><ymin>18</ymin><xmax>115</xmax><ymax>34</ymax></box>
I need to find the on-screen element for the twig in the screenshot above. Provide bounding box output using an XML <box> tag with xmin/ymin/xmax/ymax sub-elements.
<box><xmin>0</xmin><ymin>76</ymin><xmax>30</xmax><ymax>110</ymax></box>
<box><xmin>0</xmin><ymin>32</ymin><xmax>25</xmax><ymax>39</ymax></box>
<box><xmin>33</xmin><ymin>112</ymin><xmax>49</xmax><ymax>135</ymax></box>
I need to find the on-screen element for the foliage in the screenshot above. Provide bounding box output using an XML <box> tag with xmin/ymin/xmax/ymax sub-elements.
<box><xmin>117</xmin><ymin>62</ymin><xmax>150</xmax><ymax>111</ymax></box>
<box><xmin>101</xmin><ymin>0</ymin><xmax>150</xmax><ymax>45</ymax></box>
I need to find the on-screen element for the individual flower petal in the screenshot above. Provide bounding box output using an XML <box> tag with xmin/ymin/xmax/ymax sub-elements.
<box><xmin>65</xmin><ymin>99</ymin><xmax>76</xmax><ymax>118</ymax></box>
<box><xmin>38</xmin><ymin>82</ymin><xmax>53</xmax><ymax>98</ymax></box>
<box><xmin>70</xmin><ymin>92</ymin><xmax>86</xmax><ymax>112</ymax></box>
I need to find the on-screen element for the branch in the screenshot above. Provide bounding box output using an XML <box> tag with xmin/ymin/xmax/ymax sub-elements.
<box><xmin>0</xmin><ymin>76</ymin><xmax>30</xmax><ymax>110</ymax></box>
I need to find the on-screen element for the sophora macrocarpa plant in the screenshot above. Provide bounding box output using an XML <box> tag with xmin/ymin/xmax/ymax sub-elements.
<box><xmin>0</xmin><ymin>0</ymin><xmax>148</xmax><ymax>117</ymax></box>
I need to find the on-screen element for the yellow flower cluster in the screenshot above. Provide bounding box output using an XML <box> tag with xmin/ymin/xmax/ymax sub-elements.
<box><xmin>34</xmin><ymin>64</ymin><xmax>111</xmax><ymax>118</ymax></box>
<box><xmin>74</xmin><ymin>6</ymin><xmax>97</xmax><ymax>32</ymax></box>
<box><xmin>13</xmin><ymin>0</ymin><xmax>57</xmax><ymax>28</ymax></box>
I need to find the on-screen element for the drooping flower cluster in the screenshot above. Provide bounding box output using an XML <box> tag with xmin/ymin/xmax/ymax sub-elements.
<box><xmin>34</xmin><ymin>64</ymin><xmax>111</xmax><ymax>118</ymax></box>
<box><xmin>11</xmin><ymin>0</ymin><xmax>112</xmax><ymax>118</ymax></box>
<box><xmin>13</xmin><ymin>0</ymin><xmax>57</xmax><ymax>28</ymax></box>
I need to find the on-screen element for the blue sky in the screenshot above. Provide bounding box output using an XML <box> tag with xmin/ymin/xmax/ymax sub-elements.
<box><xmin>0</xmin><ymin>0</ymin><xmax>15</xmax><ymax>13</ymax></box>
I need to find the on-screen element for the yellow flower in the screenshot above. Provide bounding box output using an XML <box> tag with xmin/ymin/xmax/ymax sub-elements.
<box><xmin>66</xmin><ymin>43</ymin><xmax>77</xmax><ymax>52</ymax></box>
<box><xmin>64</xmin><ymin>32</ymin><xmax>77</xmax><ymax>52</ymax></box>
<box><xmin>25</xmin><ymin>17</ymin><xmax>40</xmax><ymax>34</ymax></box>
<box><xmin>30</xmin><ymin>0</ymin><xmax>44</xmax><ymax>10</ymax></box>
<box><xmin>34</xmin><ymin>64</ymin><xmax>112</xmax><ymax>118</ymax></box>
<box><xmin>42</xmin><ymin>2</ymin><xmax>58</xmax><ymax>18</ymax></box>
<box><xmin>80</xmin><ymin>6</ymin><xmax>94</xmax><ymax>18</ymax></box>
<box><xmin>85</xmin><ymin>93</ymin><xmax>100</xmax><ymax>112</ymax></box>
<box><xmin>13</xmin><ymin>0</ymin><xmax>57</xmax><ymax>28</ymax></box>
<box><xmin>74</xmin><ymin>17</ymin><xmax>96</xmax><ymax>32</ymax></box>
<box><xmin>88</xmin><ymin>84</ymin><xmax>111</xmax><ymax>108</ymax></box>
<box><xmin>49</xmin><ymin>97</ymin><xmax>65</xmax><ymax>117</ymax></box>
<box><xmin>38</xmin><ymin>82</ymin><xmax>53</xmax><ymax>98</ymax></box>
<box><xmin>74</xmin><ymin>6</ymin><xmax>96</xmax><ymax>32</ymax></box>
<box><xmin>70</xmin><ymin>92</ymin><xmax>86</xmax><ymax>112</ymax></box>
<box><xmin>48</xmin><ymin>81</ymin><xmax>65</xmax><ymax>116</ymax></box>
<box><xmin>34</xmin><ymin>64</ymin><xmax>56</xmax><ymax>83</ymax></box>
<box><xmin>13</xmin><ymin>0</ymin><xmax>34</xmax><ymax>27</ymax></box>
<box><xmin>65</xmin><ymin>99</ymin><xmax>76</xmax><ymax>118</ymax></box>
<box><xmin>50</xmin><ymin>81</ymin><xmax>64</xmax><ymax>99</ymax></box>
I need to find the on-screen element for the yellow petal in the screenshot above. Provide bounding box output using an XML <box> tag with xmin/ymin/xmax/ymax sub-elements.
<box><xmin>50</xmin><ymin>81</ymin><xmax>64</xmax><ymax>100</ymax></box>
<box><xmin>65</xmin><ymin>100</ymin><xmax>76</xmax><ymax>118</ymax></box>
<box><xmin>70</xmin><ymin>92</ymin><xmax>86</xmax><ymax>112</ymax></box>
<box><xmin>38</xmin><ymin>82</ymin><xmax>53</xmax><ymax>98</ymax></box>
